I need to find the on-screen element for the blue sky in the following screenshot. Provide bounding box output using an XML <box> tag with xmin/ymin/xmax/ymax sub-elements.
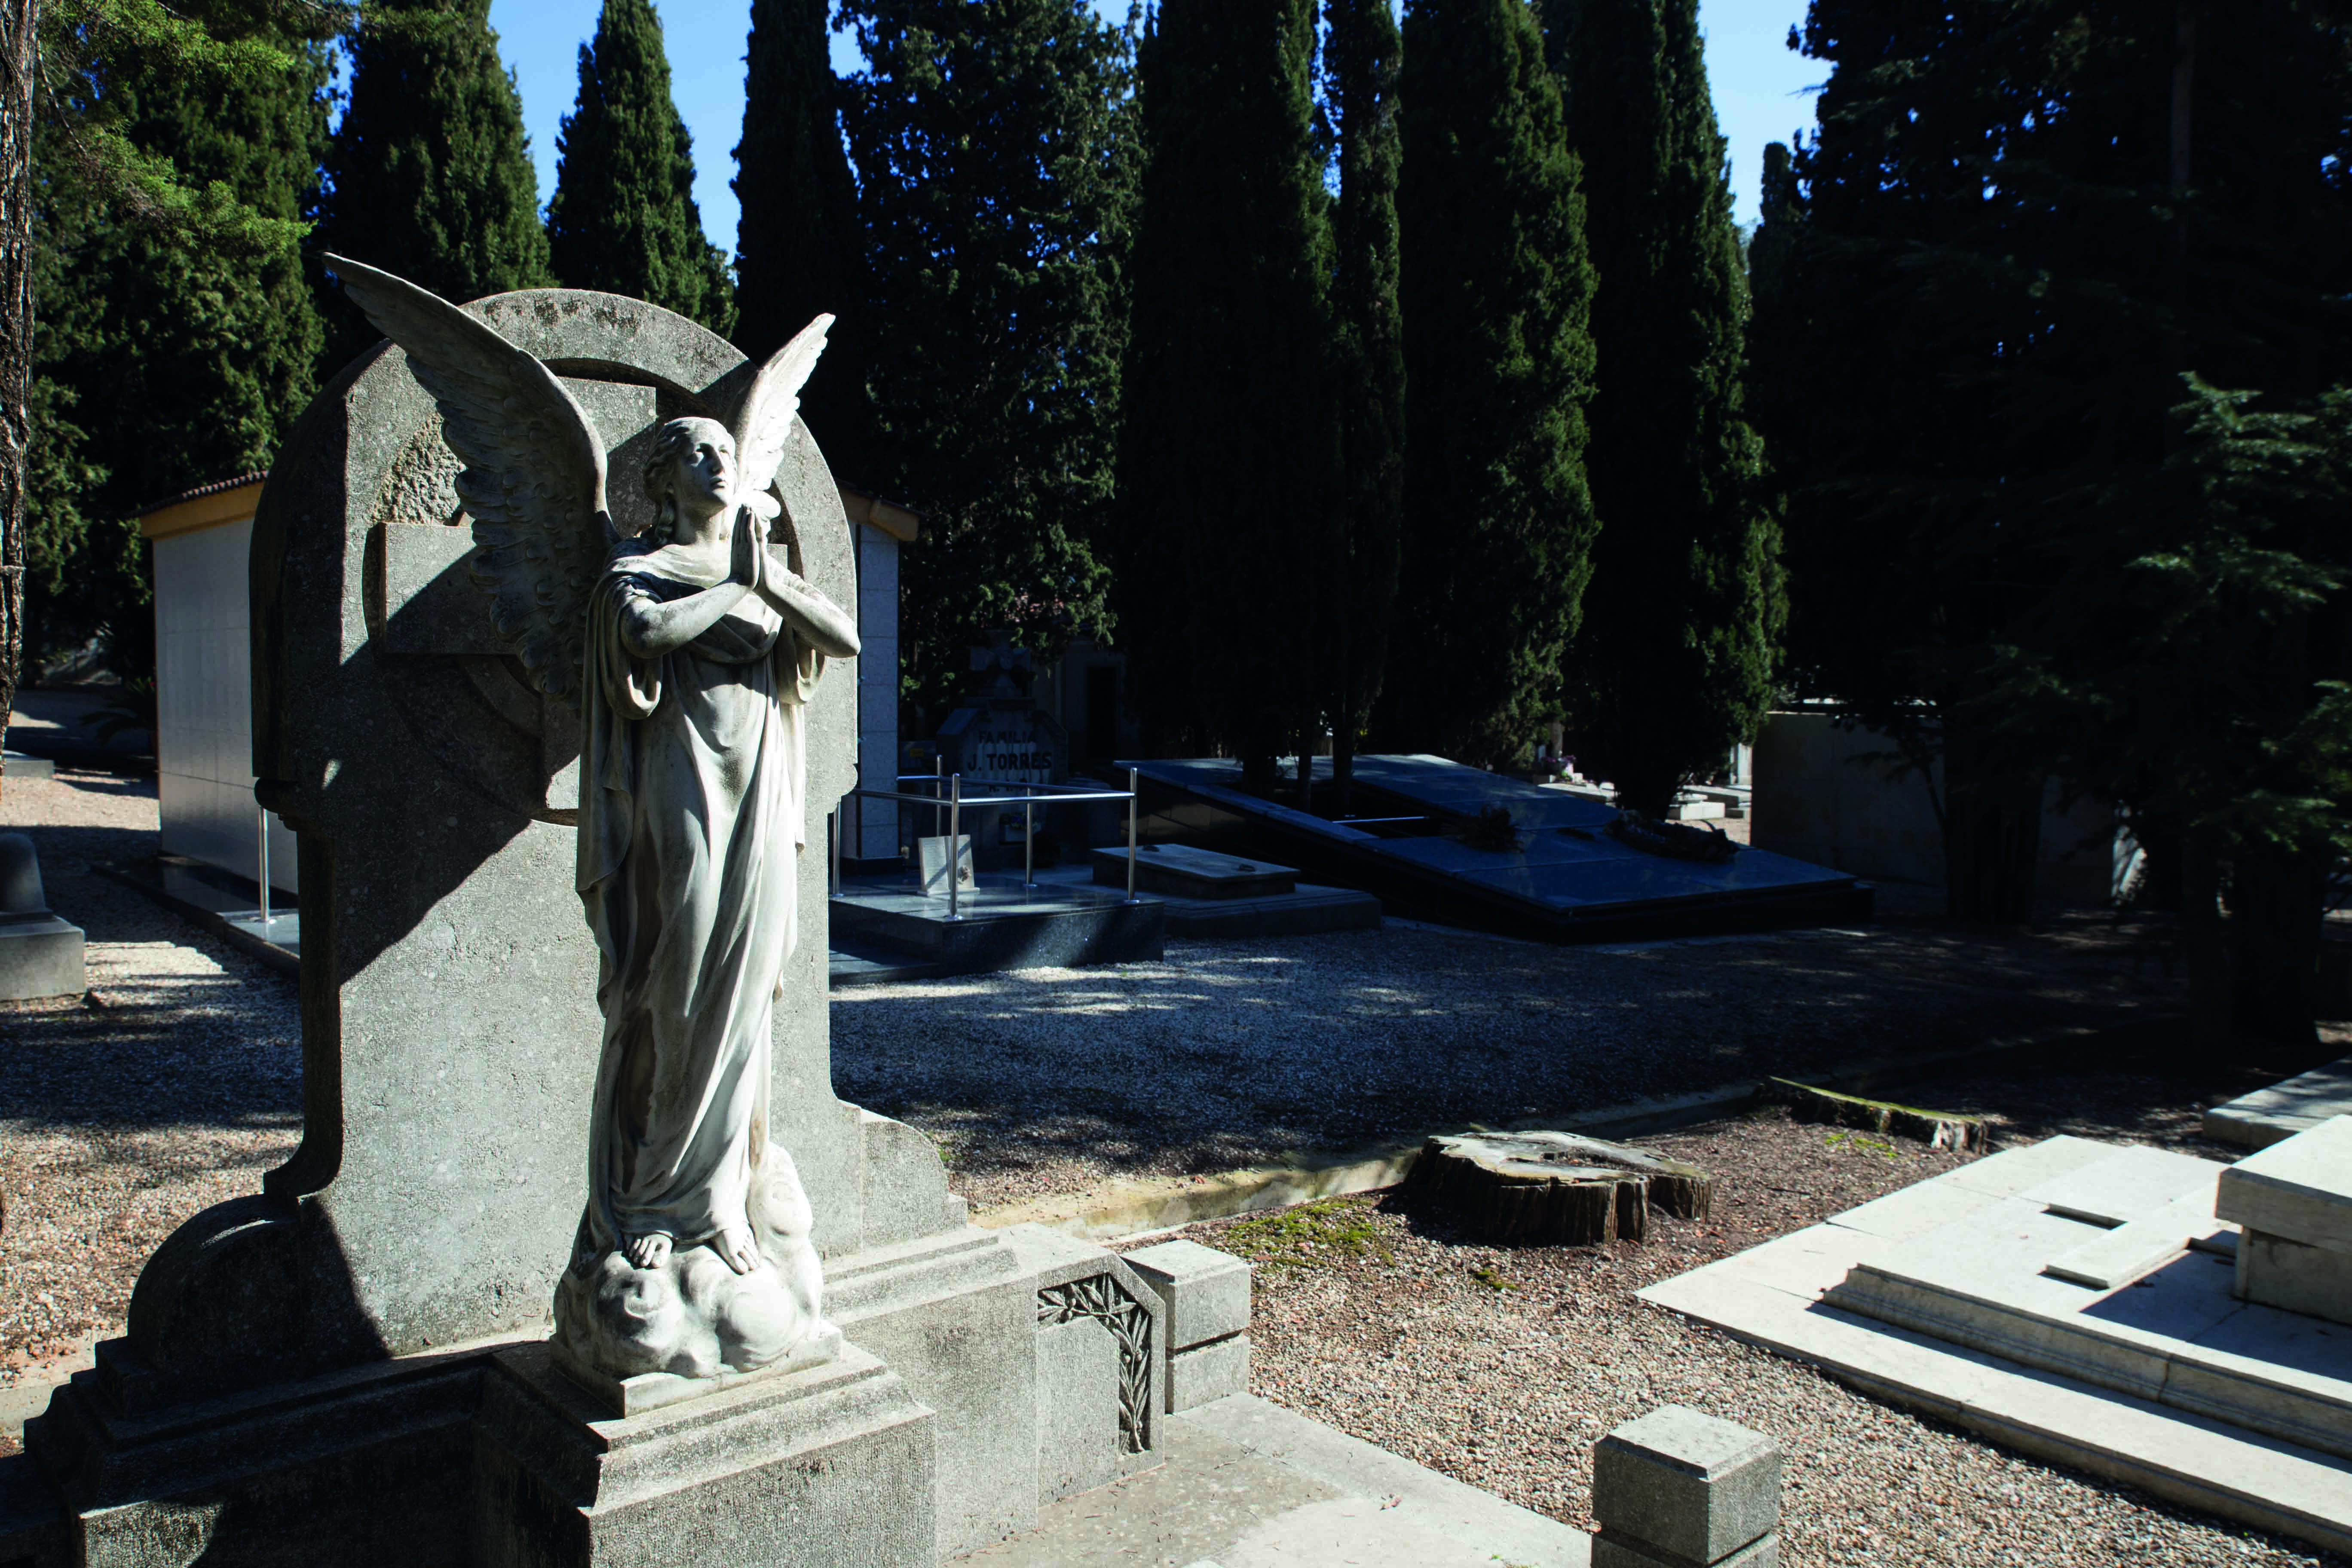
<box><xmin>481</xmin><ymin>0</ymin><xmax>1824</xmax><ymax>253</ymax></box>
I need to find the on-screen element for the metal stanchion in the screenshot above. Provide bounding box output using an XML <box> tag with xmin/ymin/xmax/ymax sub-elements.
<box><xmin>946</xmin><ymin>773</ymin><xmax>963</xmax><ymax>922</ymax></box>
<box><xmin>1023</xmin><ymin>792</ymin><xmax>1035</xmax><ymax>892</ymax></box>
<box><xmin>934</xmin><ymin>755</ymin><xmax>944</xmax><ymax>843</ymax></box>
<box><xmin>257</xmin><ymin>803</ymin><xmax>272</xmax><ymax>935</ymax></box>
<box><xmin>1125</xmin><ymin>766</ymin><xmax>1139</xmax><ymax>903</ymax></box>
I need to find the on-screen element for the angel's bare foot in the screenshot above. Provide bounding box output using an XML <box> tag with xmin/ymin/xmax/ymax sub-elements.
<box><xmin>714</xmin><ymin>1225</ymin><xmax>760</xmax><ymax>1275</ymax></box>
<box><xmin>623</xmin><ymin>1231</ymin><xmax>672</xmax><ymax>1270</ymax></box>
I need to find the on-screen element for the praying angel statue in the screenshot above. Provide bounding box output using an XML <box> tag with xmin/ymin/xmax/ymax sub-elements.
<box><xmin>329</xmin><ymin>255</ymin><xmax>861</xmax><ymax>1384</ymax></box>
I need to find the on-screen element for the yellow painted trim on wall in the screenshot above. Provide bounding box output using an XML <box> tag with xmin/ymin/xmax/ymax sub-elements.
<box><xmin>840</xmin><ymin>486</ymin><xmax>922</xmax><ymax>543</ymax></box>
<box><xmin>140</xmin><ymin>481</ymin><xmax>265</xmax><ymax>541</ymax></box>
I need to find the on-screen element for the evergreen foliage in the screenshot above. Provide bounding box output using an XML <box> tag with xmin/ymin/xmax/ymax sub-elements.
<box><xmin>318</xmin><ymin>0</ymin><xmax>548</xmax><ymax>363</ymax></box>
<box><xmin>1554</xmin><ymin>0</ymin><xmax>1782</xmax><ymax>816</ymax></box>
<box><xmin>1321</xmin><ymin>0</ymin><xmax>1406</xmax><ymax>806</ymax></box>
<box><xmin>548</xmin><ymin>0</ymin><xmax>734</xmax><ymax>335</ymax></box>
<box><xmin>1757</xmin><ymin>1</ymin><xmax>2352</xmax><ymax>1036</ymax></box>
<box><xmin>841</xmin><ymin>0</ymin><xmax>1136</xmax><ymax>727</ymax></box>
<box><xmin>1118</xmin><ymin>0</ymin><xmax>1330</xmax><ymax>772</ymax></box>
<box><xmin>27</xmin><ymin>0</ymin><xmax>332</xmax><ymax>677</ymax></box>
<box><xmin>1378</xmin><ymin>0</ymin><xmax>1596</xmax><ymax>766</ymax></box>
<box><xmin>734</xmin><ymin>0</ymin><xmax>859</xmax><ymax>441</ymax></box>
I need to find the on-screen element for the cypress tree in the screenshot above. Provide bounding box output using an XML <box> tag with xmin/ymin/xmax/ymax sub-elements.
<box><xmin>841</xmin><ymin>0</ymin><xmax>1136</xmax><ymax>728</ymax></box>
<box><xmin>1555</xmin><ymin>0</ymin><xmax>1782</xmax><ymax>816</ymax></box>
<box><xmin>548</xmin><ymin>0</ymin><xmax>735</xmax><ymax>336</ymax></box>
<box><xmin>1762</xmin><ymin>1</ymin><xmax>2352</xmax><ymax>1038</ymax></box>
<box><xmin>27</xmin><ymin>0</ymin><xmax>332</xmax><ymax>675</ymax></box>
<box><xmin>734</xmin><ymin>0</ymin><xmax>858</xmax><ymax>383</ymax></box>
<box><xmin>1321</xmin><ymin>0</ymin><xmax>1405</xmax><ymax>809</ymax></box>
<box><xmin>1118</xmin><ymin>0</ymin><xmax>1330</xmax><ymax>777</ymax></box>
<box><xmin>318</xmin><ymin>0</ymin><xmax>549</xmax><ymax>362</ymax></box>
<box><xmin>1378</xmin><ymin>0</ymin><xmax>1595</xmax><ymax>767</ymax></box>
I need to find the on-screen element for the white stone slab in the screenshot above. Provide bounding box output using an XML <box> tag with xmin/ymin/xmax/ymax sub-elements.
<box><xmin>2045</xmin><ymin>1191</ymin><xmax>2235</xmax><ymax>1290</ymax></box>
<box><xmin>1822</xmin><ymin>1176</ymin><xmax>2007</xmax><ymax>1242</ymax></box>
<box><xmin>2017</xmin><ymin>1142</ymin><xmax>2222</xmax><ymax>1226</ymax></box>
<box><xmin>2205</xmin><ymin>1057</ymin><xmax>2352</xmax><ymax>1149</ymax></box>
<box><xmin>1937</xmin><ymin>1134</ymin><xmax>2116</xmax><ymax>1200</ymax></box>
<box><xmin>2217</xmin><ymin>1115</ymin><xmax>2352</xmax><ymax>1253</ymax></box>
<box><xmin>1640</xmin><ymin>1223</ymin><xmax>2352</xmax><ymax>1556</ymax></box>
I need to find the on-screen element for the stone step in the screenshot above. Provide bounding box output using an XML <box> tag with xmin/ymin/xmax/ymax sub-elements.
<box><xmin>1824</xmin><ymin>1145</ymin><xmax>2352</xmax><ymax>1462</ymax></box>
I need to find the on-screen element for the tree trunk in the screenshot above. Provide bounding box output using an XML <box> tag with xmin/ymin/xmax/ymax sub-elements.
<box><xmin>0</xmin><ymin>0</ymin><xmax>33</xmax><ymax>789</ymax></box>
<box><xmin>1940</xmin><ymin>720</ymin><xmax>2040</xmax><ymax>923</ymax></box>
<box><xmin>2180</xmin><ymin>822</ymin><xmax>2232</xmax><ymax>1054</ymax></box>
<box><xmin>1295</xmin><ymin>709</ymin><xmax>1314</xmax><ymax>816</ymax></box>
<box><xmin>2228</xmin><ymin>838</ymin><xmax>2324</xmax><ymax>1050</ymax></box>
<box><xmin>1332</xmin><ymin>701</ymin><xmax>1357</xmax><ymax>817</ymax></box>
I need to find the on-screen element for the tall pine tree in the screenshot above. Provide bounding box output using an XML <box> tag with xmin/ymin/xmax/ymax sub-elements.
<box><xmin>1118</xmin><ymin>0</ymin><xmax>1330</xmax><ymax>775</ymax></box>
<box><xmin>1555</xmin><ymin>0</ymin><xmax>1782</xmax><ymax>816</ymax></box>
<box><xmin>841</xmin><ymin>0</ymin><xmax>1136</xmax><ymax>727</ymax></box>
<box><xmin>548</xmin><ymin>0</ymin><xmax>734</xmax><ymax>335</ymax></box>
<box><xmin>318</xmin><ymin>0</ymin><xmax>548</xmax><ymax>362</ymax></box>
<box><xmin>1320</xmin><ymin>0</ymin><xmax>1405</xmax><ymax>810</ymax></box>
<box><xmin>1378</xmin><ymin>0</ymin><xmax>1595</xmax><ymax>767</ymax></box>
<box><xmin>28</xmin><ymin>0</ymin><xmax>332</xmax><ymax>676</ymax></box>
<box><xmin>734</xmin><ymin>0</ymin><xmax>857</xmax><ymax>367</ymax></box>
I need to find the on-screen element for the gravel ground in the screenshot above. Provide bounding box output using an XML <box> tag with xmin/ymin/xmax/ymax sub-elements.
<box><xmin>1136</xmin><ymin>1069</ymin><xmax>2348</xmax><ymax>1568</ymax></box>
<box><xmin>1</xmin><ymin>766</ymin><xmax>2337</xmax><ymax>1559</ymax></box>
<box><xmin>833</xmin><ymin>909</ymin><xmax>2214</xmax><ymax>1215</ymax></box>
<box><xmin>0</xmin><ymin>768</ymin><xmax>301</xmax><ymax>1421</ymax></box>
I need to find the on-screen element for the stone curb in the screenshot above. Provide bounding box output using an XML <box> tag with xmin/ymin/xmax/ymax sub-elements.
<box><xmin>977</xmin><ymin>1025</ymin><xmax>2106</xmax><ymax>1242</ymax></box>
<box><xmin>93</xmin><ymin>862</ymin><xmax>299</xmax><ymax>978</ymax></box>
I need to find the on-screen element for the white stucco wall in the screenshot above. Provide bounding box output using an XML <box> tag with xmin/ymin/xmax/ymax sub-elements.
<box><xmin>153</xmin><ymin>518</ymin><xmax>296</xmax><ymax>892</ymax></box>
<box><xmin>1751</xmin><ymin>710</ymin><xmax>2122</xmax><ymax>903</ymax></box>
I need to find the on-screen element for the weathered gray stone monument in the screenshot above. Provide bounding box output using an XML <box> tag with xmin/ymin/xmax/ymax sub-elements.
<box><xmin>0</xmin><ymin>833</ymin><xmax>84</xmax><ymax>1001</ymax></box>
<box><xmin>16</xmin><ymin>267</ymin><xmax>1164</xmax><ymax>1565</ymax></box>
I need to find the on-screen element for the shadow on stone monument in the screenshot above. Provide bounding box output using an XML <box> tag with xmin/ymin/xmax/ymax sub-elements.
<box><xmin>3</xmin><ymin>281</ymin><xmax>1165</xmax><ymax>1567</ymax></box>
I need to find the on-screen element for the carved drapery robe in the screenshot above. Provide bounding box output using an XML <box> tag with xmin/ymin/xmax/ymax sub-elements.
<box><xmin>576</xmin><ymin>543</ymin><xmax>824</xmax><ymax>1256</ymax></box>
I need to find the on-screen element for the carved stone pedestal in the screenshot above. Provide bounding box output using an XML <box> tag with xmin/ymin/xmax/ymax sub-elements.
<box><xmin>474</xmin><ymin>1343</ymin><xmax>933</xmax><ymax>1568</ymax></box>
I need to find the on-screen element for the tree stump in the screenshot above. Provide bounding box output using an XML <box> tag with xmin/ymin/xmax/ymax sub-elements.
<box><xmin>1408</xmin><ymin>1131</ymin><xmax>1715</xmax><ymax>1246</ymax></box>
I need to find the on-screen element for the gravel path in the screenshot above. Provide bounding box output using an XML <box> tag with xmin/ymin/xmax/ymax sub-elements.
<box><xmin>832</xmin><ymin>910</ymin><xmax>2205</xmax><ymax>1215</ymax></box>
<box><xmin>1138</xmin><ymin>1068</ymin><xmax>2347</xmax><ymax>1568</ymax></box>
<box><xmin>0</xmin><ymin>769</ymin><xmax>300</xmax><ymax>1407</ymax></box>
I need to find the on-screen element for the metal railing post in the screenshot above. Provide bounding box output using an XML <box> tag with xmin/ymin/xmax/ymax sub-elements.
<box><xmin>934</xmin><ymin>754</ymin><xmax>945</xmax><ymax>843</ymax></box>
<box><xmin>1126</xmin><ymin>766</ymin><xmax>1139</xmax><ymax>903</ymax></box>
<box><xmin>1023</xmin><ymin>791</ymin><xmax>1035</xmax><ymax>891</ymax></box>
<box><xmin>257</xmin><ymin>802</ymin><xmax>272</xmax><ymax>934</ymax></box>
<box><xmin>947</xmin><ymin>773</ymin><xmax>963</xmax><ymax>922</ymax></box>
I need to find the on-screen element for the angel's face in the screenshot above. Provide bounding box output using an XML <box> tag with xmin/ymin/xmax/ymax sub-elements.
<box><xmin>670</xmin><ymin>419</ymin><xmax>738</xmax><ymax>517</ymax></box>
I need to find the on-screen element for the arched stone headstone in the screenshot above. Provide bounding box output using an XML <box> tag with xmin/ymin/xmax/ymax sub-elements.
<box><xmin>18</xmin><ymin>290</ymin><xmax>1166</xmax><ymax>1568</ymax></box>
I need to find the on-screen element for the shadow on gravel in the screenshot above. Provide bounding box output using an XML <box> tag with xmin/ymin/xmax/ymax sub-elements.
<box><xmin>829</xmin><ymin>919</ymin><xmax>2214</xmax><ymax>1198</ymax></box>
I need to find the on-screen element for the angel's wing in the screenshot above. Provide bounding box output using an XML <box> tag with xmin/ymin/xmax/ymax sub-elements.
<box><xmin>325</xmin><ymin>253</ymin><xmax>609</xmax><ymax>703</ymax></box>
<box><xmin>731</xmin><ymin>313</ymin><xmax>836</xmax><ymax>509</ymax></box>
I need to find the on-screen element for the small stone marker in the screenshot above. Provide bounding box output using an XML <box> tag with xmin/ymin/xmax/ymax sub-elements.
<box><xmin>916</xmin><ymin>832</ymin><xmax>975</xmax><ymax>896</ymax></box>
<box><xmin>1123</xmin><ymin>1239</ymin><xmax>1252</xmax><ymax>1412</ymax></box>
<box><xmin>1763</xmin><ymin>1077</ymin><xmax>1989</xmax><ymax>1152</ymax></box>
<box><xmin>1409</xmin><ymin>1132</ymin><xmax>1712</xmax><ymax>1245</ymax></box>
<box><xmin>0</xmin><ymin>833</ymin><xmax>83</xmax><ymax>1001</ymax></box>
<box><xmin>1592</xmin><ymin>1405</ymin><xmax>1782</xmax><ymax>1568</ymax></box>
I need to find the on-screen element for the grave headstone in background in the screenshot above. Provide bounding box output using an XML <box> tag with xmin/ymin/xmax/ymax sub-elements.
<box><xmin>935</xmin><ymin>634</ymin><xmax>1068</xmax><ymax>788</ymax></box>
